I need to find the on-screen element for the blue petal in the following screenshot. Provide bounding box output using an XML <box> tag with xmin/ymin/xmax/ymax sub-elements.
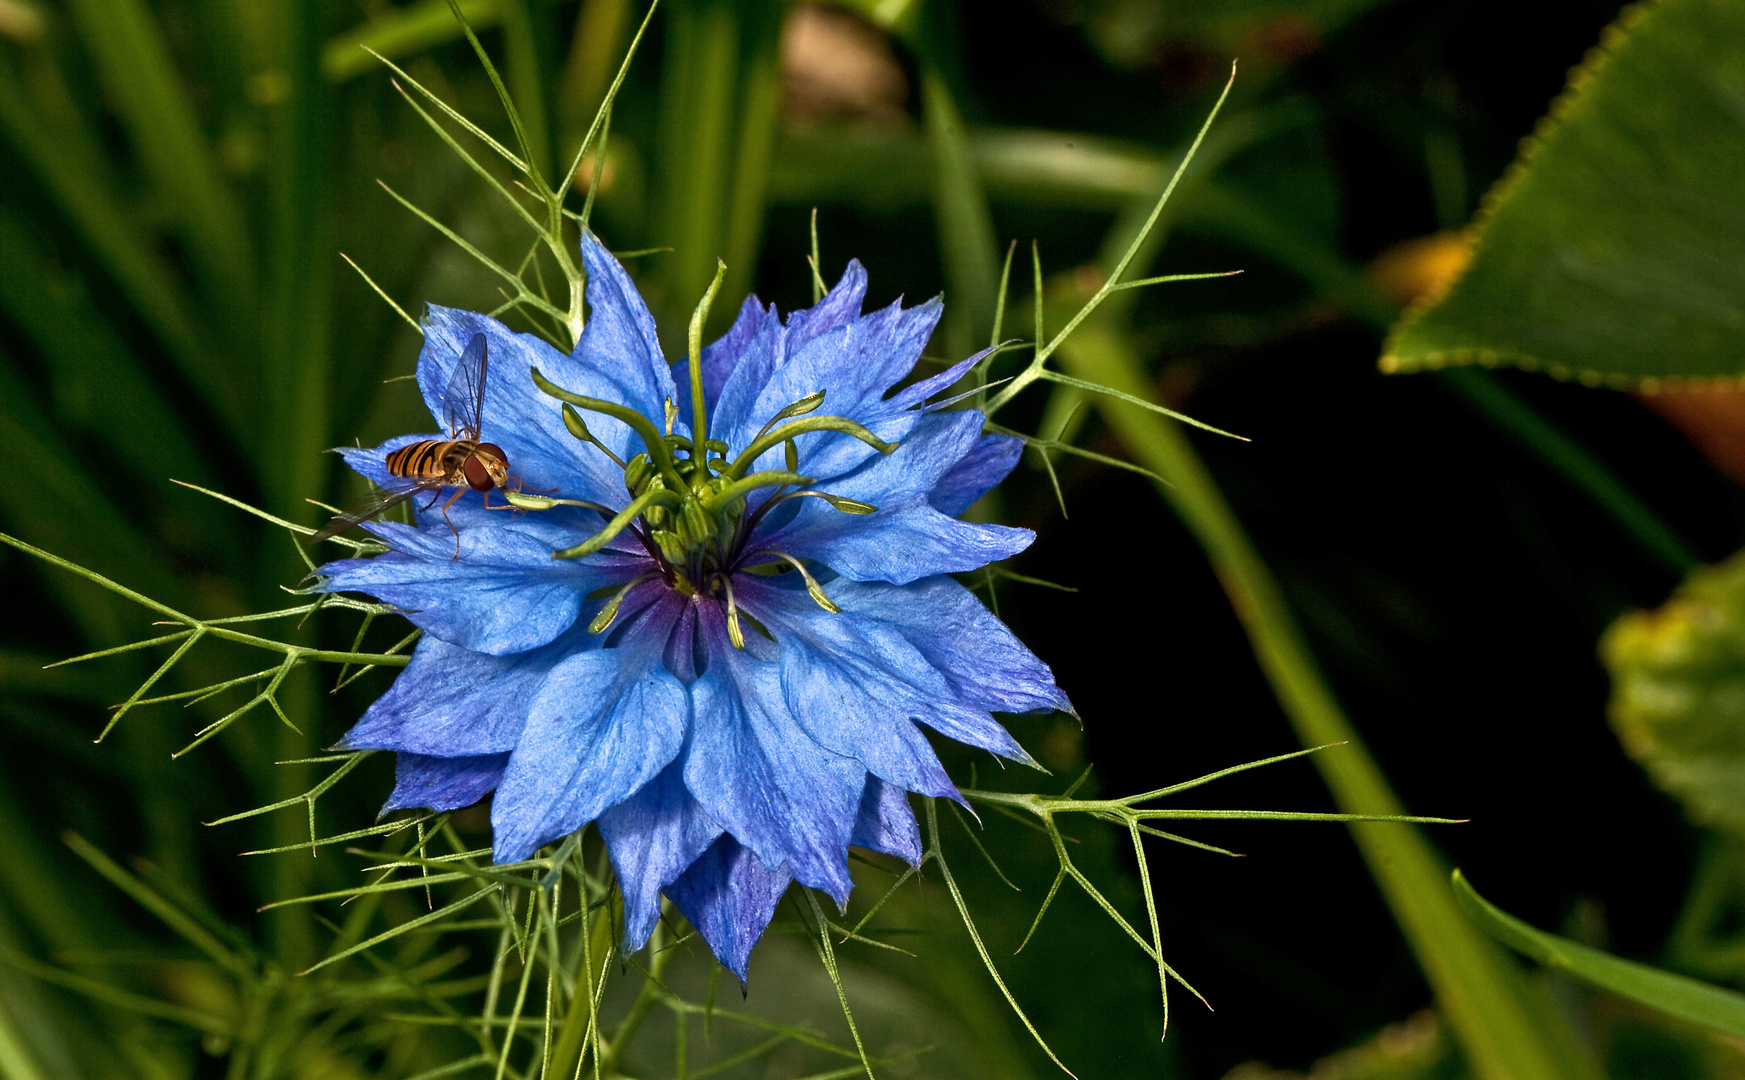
<box><xmin>314</xmin><ymin>522</ymin><xmax>644</xmax><ymax>655</ymax></box>
<box><xmin>667</xmin><ymin>835</ymin><xmax>792</xmax><ymax>986</ymax></box>
<box><xmin>888</xmin><ymin>348</ymin><xmax>987</xmax><ymax>412</ymax></box>
<box><xmin>491</xmin><ymin>607</ymin><xmax>692</xmax><ymax>863</ymax></box>
<box><xmin>850</xmin><ymin>777</ymin><xmax>921</xmax><ymax>865</ymax></box>
<box><xmin>737</xmin><ymin>575</ymin><xmax>1036</xmax><ymax>767</ymax></box>
<box><xmin>755</xmin><ymin>411</ymin><xmax>1033</xmax><ymax>584</ymax></box>
<box><xmin>930</xmin><ymin>432</ymin><xmax>1022</xmax><ymax>517</ymax></box>
<box><xmin>729</xmin><ymin>578</ymin><xmax>958</xmax><ymax>799</ymax></box>
<box><xmin>833</xmin><ymin>576</ymin><xmax>1072</xmax><ymax>719</ymax></box>
<box><xmin>733</xmin><ymin>298</ymin><xmax>944</xmax><ymax>481</ymax></box>
<box><xmin>335</xmin><ymin>632</ymin><xmax>563</xmax><ymax>756</ymax></box>
<box><xmin>704</xmin><ymin>302</ymin><xmax>787</xmax><ymax>448</ymax></box>
<box><xmin>575</xmin><ymin>232</ymin><xmax>678</xmax><ymax>423</ymax></box>
<box><xmin>382</xmin><ymin>752</ymin><xmax>508</xmax><ymax>813</ymax></box>
<box><xmin>417</xmin><ymin>306</ymin><xmax>629</xmax><ymax>508</ymax></box>
<box><xmin>783</xmin><ymin>260</ymin><xmax>867</xmax><ymax>356</ymax></box>
<box><xmin>598</xmin><ymin>762</ymin><xmax>724</xmax><ymax>951</ymax></box>
<box><xmin>761</xmin><ymin>497</ymin><xmax>1032</xmax><ymax>587</ymax></box>
<box><xmin>684</xmin><ymin>612</ymin><xmax>863</xmax><ymax>903</ymax></box>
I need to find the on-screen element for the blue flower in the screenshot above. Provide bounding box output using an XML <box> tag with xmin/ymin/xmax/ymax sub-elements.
<box><xmin>314</xmin><ymin>234</ymin><xmax>1070</xmax><ymax>982</ymax></box>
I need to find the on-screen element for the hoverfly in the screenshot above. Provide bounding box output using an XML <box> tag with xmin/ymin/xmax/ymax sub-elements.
<box><xmin>313</xmin><ymin>333</ymin><xmax>514</xmax><ymax>559</ymax></box>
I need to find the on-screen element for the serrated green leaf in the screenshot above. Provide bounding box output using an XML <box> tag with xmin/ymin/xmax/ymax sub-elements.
<box><xmin>1383</xmin><ymin>0</ymin><xmax>1745</xmax><ymax>387</ymax></box>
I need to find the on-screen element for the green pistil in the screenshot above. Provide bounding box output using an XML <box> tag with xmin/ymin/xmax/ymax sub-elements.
<box><xmin>687</xmin><ymin>260</ymin><xmax>727</xmax><ymax>461</ymax></box>
<box><xmin>721</xmin><ymin>575</ymin><xmax>745</xmax><ymax>650</ymax></box>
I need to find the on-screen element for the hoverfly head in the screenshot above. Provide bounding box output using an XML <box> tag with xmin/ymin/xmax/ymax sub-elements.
<box><xmin>466</xmin><ymin>443</ymin><xmax>510</xmax><ymax>491</ymax></box>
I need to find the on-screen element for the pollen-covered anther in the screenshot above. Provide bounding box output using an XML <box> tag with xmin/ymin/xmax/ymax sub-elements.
<box><xmin>756</xmin><ymin>551</ymin><xmax>841</xmax><ymax>614</ymax></box>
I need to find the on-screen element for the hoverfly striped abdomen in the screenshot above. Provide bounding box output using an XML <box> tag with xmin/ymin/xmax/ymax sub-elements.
<box><xmin>385</xmin><ymin>439</ymin><xmax>469</xmax><ymax>482</ymax></box>
<box><xmin>384</xmin><ymin>438</ymin><xmax>511</xmax><ymax>492</ymax></box>
<box><xmin>313</xmin><ymin>334</ymin><xmax>522</xmax><ymax>558</ymax></box>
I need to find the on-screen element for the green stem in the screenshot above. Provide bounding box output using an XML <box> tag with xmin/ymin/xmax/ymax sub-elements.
<box><xmin>1056</xmin><ymin>323</ymin><xmax>1603</xmax><ymax>1080</ymax></box>
<box><xmin>603</xmin><ymin>922</ymin><xmax>672</xmax><ymax>1073</ymax></box>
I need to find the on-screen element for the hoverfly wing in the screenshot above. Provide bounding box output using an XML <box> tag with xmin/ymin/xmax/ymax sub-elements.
<box><xmin>311</xmin><ymin>482</ymin><xmax>435</xmax><ymax>544</ymax></box>
<box><xmin>441</xmin><ymin>333</ymin><xmax>490</xmax><ymax>440</ymax></box>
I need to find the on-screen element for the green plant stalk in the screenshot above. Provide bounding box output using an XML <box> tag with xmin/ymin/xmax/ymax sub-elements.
<box><xmin>0</xmin><ymin>984</ymin><xmax>51</xmax><ymax>1080</ymax></box>
<box><xmin>500</xmin><ymin>0</ymin><xmax>554</xmax><ymax>185</ymax></box>
<box><xmin>63</xmin><ymin>0</ymin><xmax>258</xmax><ymax>330</ymax></box>
<box><xmin>1454</xmin><ymin>870</ymin><xmax>1745</xmax><ymax>1038</ymax></box>
<box><xmin>921</xmin><ymin>67</ymin><xmax>1000</xmax><ymax>361</ymax></box>
<box><xmin>655</xmin><ymin>0</ymin><xmax>740</xmax><ymax>350</ymax></box>
<box><xmin>560</xmin><ymin>0</ymin><xmax>633</xmax><ymax>133</ymax></box>
<box><xmin>261</xmin><ymin>0</ymin><xmax>335</xmax><ymax>970</ymax></box>
<box><xmin>720</xmin><ymin>0</ymin><xmax>785</xmax><ymax>320</ymax></box>
<box><xmin>323</xmin><ymin>0</ymin><xmax>504</xmax><ymax>82</ymax></box>
<box><xmin>1056</xmin><ymin>321</ymin><xmax>1602</xmax><ymax>1080</ymax></box>
<box><xmin>544</xmin><ymin>892</ymin><xmax>614</xmax><ymax>1080</ymax></box>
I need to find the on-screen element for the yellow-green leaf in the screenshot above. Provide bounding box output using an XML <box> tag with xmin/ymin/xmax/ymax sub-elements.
<box><xmin>1604</xmin><ymin>548</ymin><xmax>1745</xmax><ymax>837</ymax></box>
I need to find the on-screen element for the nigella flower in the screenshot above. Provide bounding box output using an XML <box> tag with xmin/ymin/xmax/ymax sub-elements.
<box><xmin>313</xmin><ymin>234</ymin><xmax>1071</xmax><ymax>982</ymax></box>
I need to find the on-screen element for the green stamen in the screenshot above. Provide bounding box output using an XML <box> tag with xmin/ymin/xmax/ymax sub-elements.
<box><xmin>753</xmin><ymin>390</ymin><xmax>827</xmax><ymax>445</ymax></box>
<box><xmin>589</xmin><ymin>572</ymin><xmax>654</xmax><ymax>634</ymax></box>
<box><xmin>553</xmin><ymin>487</ymin><xmax>681</xmax><ymax>560</ymax></box>
<box><xmin>758</xmin><ymin>552</ymin><xmax>841</xmax><ymax>613</ymax></box>
<box><xmin>754</xmin><ymin>489</ymin><xmax>878</xmax><ymax>519</ymax></box>
<box><xmin>727</xmin><ymin>416</ymin><xmax>897</xmax><ymax>481</ymax></box>
<box><xmin>533</xmin><ymin>367</ymin><xmax>690</xmax><ymax>492</ymax></box>
<box><xmin>562</xmin><ymin>403</ymin><xmax>626</xmax><ymax>468</ymax></box>
<box><xmin>711</xmin><ymin>470</ymin><xmax>812</xmax><ymax>510</ymax></box>
<box><xmin>722</xmin><ymin>576</ymin><xmax>746</xmax><ymax>651</ymax></box>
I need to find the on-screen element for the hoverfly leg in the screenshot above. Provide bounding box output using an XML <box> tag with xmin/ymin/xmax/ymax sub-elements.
<box><xmin>439</xmin><ymin>487</ymin><xmax>468</xmax><ymax>560</ymax></box>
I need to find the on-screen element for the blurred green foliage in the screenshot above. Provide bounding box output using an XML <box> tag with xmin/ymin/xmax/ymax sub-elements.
<box><xmin>9</xmin><ymin>0</ymin><xmax>1745</xmax><ymax>1077</ymax></box>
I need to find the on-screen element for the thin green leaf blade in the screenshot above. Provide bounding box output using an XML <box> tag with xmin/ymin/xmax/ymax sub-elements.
<box><xmin>1454</xmin><ymin>869</ymin><xmax>1745</xmax><ymax>1037</ymax></box>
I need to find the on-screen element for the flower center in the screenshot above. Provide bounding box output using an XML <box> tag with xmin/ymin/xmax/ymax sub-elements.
<box><xmin>507</xmin><ymin>270</ymin><xmax>900</xmax><ymax>647</ymax></box>
<box><xmin>622</xmin><ymin>425</ymin><xmax>755</xmax><ymax>590</ymax></box>
<box><xmin>514</xmin><ymin>372</ymin><xmax>892</xmax><ymax>646</ymax></box>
